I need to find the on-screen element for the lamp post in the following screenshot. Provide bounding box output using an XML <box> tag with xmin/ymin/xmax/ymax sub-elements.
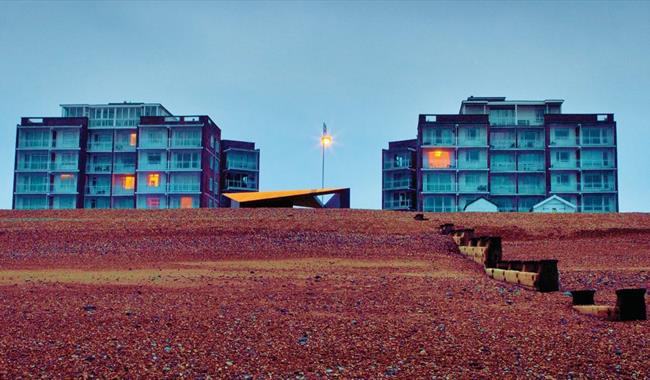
<box><xmin>320</xmin><ymin>123</ymin><xmax>332</xmax><ymax>201</ymax></box>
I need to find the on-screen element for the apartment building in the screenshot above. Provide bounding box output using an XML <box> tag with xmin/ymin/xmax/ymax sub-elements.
<box><xmin>219</xmin><ymin>139</ymin><xmax>260</xmax><ymax>207</ymax></box>
<box><xmin>382</xmin><ymin>96</ymin><xmax>618</xmax><ymax>212</ymax></box>
<box><xmin>13</xmin><ymin>102</ymin><xmax>260</xmax><ymax>209</ymax></box>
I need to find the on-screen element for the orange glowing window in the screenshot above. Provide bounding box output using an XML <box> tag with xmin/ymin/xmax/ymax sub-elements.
<box><xmin>147</xmin><ymin>173</ymin><xmax>160</xmax><ymax>187</ymax></box>
<box><xmin>129</xmin><ymin>133</ymin><xmax>137</xmax><ymax>146</ymax></box>
<box><xmin>427</xmin><ymin>150</ymin><xmax>451</xmax><ymax>168</ymax></box>
<box><xmin>60</xmin><ymin>174</ymin><xmax>74</xmax><ymax>180</ymax></box>
<box><xmin>180</xmin><ymin>196</ymin><xmax>193</xmax><ymax>209</ymax></box>
<box><xmin>123</xmin><ymin>175</ymin><xmax>135</xmax><ymax>190</ymax></box>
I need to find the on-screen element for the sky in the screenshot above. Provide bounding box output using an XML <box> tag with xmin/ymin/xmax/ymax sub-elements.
<box><xmin>0</xmin><ymin>1</ymin><xmax>649</xmax><ymax>211</ymax></box>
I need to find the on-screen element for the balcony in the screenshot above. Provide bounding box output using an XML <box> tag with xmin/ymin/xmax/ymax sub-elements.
<box><xmin>384</xmin><ymin>179</ymin><xmax>413</xmax><ymax>190</ymax></box>
<box><xmin>490</xmin><ymin>141</ymin><xmax>516</xmax><ymax>149</ymax></box>
<box><xmin>18</xmin><ymin>141</ymin><xmax>51</xmax><ymax>149</ymax></box>
<box><xmin>384</xmin><ymin>199</ymin><xmax>413</xmax><ymax>210</ymax></box>
<box><xmin>114</xmin><ymin>143</ymin><xmax>137</xmax><ymax>152</ymax></box>
<box><xmin>168</xmin><ymin>183</ymin><xmax>200</xmax><ymax>193</ymax></box>
<box><xmin>550</xmin><ymin>161</ymin><xmax>578</xmax><ymax>170</ymax></box>
<box><xmin>491</xmin><ymin>185</ymin><xmax>516</xmax><ymax>195</ymax></box>
<box><xmin>170</xmin><ymin>138</ymin><xmax>201</xmax><ymax>149</ymax></box>
<box><xmin>581</xmin><ymin>161</ymin><xmax>615</xmax><ymax>170</ymax></box>
<box><xmin>112</xmin><ymin>187</ymin><xmax>135</xmax><ymax>196</ymax></box>
<box><xmin>422</xmin><ymin>183</ymin><xmax>455</xmax><ymax>193</ymax></box>
<box><xmin>458</xmin><ymin>184</ymin><xmax>488</xmax><ymax>193</ymax></box>
<box><xmin>225</xmin><ymin>180</ymin><xmax>257</xmax><ymax>190</ymax></box>
<box><xmin>518</xmin><ymin>162</ymin><xmax>544</xmax><ymax>172</ymax></box>
<box><xmin>87</xmin><ymin>142</ymin><xmax>113</xmax><ymax>152</ymax></box>
<box><xmin>226</xmin><ymin>160</ymin><xmax>258</xmax><ymax>171</ymax></box>
<box><xmin>457</xmin><ymin>161</ymin><xmax>487</xmax><ymax>170</ymax></box>
<box><xmin>113</xmin><ymin>164</ymin><xmax>136</xmax><ymax>173</ymax></box>
<box><xmin>551</xmin><ymin>184</ymin><xmax>578</xmax><ymax>193</ymax></box>
<box><xmin>15</xmin><ymin>184</ymin><xmax>48</xmax><ymax>193</ymax></box>
<box><xmin>16</xmin><ymin>162</ymin><xmax>49</xmax><ymax>171</ymax></box>
<box><xmin>85</xmin><ymin>185</ymin><xmax>111</xmax><ymax>196</ymax></box>
<box><xmin>582</xmin><ymin>184</ymin><xmax>616</xmax><ymax>193</ymax></box>
<box><xmin>86</xmin><ymin>163</ymin><xmax>112</xmax><ymax>173</ymax></box>
<box><xmin>50</xmin><ymin>162</ymin><xmax>79</xmax><ymax>171</ymax></box>
<box><xmin>491</xmin><ymin>162</ymin><xmax>516</xmax><ymax>172</ymax></box>
<box><xmin>51</xmin><ymin>185</ymin><xmax>77</xmax><ymax>194</ymax></box>
<box><xmin>169</xmin><ymin>161</ymin><xmax>201</xmax><ymax>171</ymax></box>
<box><xmin>517</xmin><ymin>141</ymin><xmax>544</xmax><ymax>150</ymax></box>
<box><xmin>518</xmin><ymin>185</ymin><xmax>545</xmax><ymax>195</ymax></box>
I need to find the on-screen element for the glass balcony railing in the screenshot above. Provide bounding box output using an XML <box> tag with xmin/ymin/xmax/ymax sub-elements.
<box><xmin>15</xmin><ymin>184</ymin><xmax>48</xmax><ymax>193</ymax></box>
<box><xmin>85</xmin><ymin>185</ymin><xmax>111</xmax><ymax>195</ymax></box>
<box><xmin>383</xmin><ymin>179</ymin><xmax>413</xmax><ymax>190</ymax></box>
<box><xmin>51</xmin><ymin>185</ymin><xmax>77</xmax><ymax>194</ymax></box>
<box><xmin>383</xmin><ymin>159</ymin><xmax>413</xmax><ymax>170</ymax></box>
<box><xmin>18</xmin><ymin>141</ymin><xmax>51</xmax><ymax>149</ymax></box>
<box><xmin>517</xmin><ymin>141</ymin><xmax>544</xmax><ymax>149</ymax></box>
<box><xmin>518</xmin><ymin>185</ymin><xmax>545</xmax><ymax>195</ymax></box>
<box><xmin>168</xmin><ymin>183</ymin><xmax>200</xmax><ymax>192</ymax></box>
<box><xmin>550</xmin><ymin>161</ymin><xmax>578</xmax><ymax>169</ymax></box>
<box><xmin>50</xmin><ymin>162</ymin><xmax>79</xmax><ymax>171</ymax></box>
<box><xmin>491</xmin><ymin>185</ymin><xmax>516</xmax><ymax>195</ymax></box>
<box><xmin>16</xmin><ymin>162</ymin><xmax>49</xmax><ymax>171</ymax></box>
<box><xmin>551</xmin><ymin>184</ymin><xmax>578</xmax><ymax>192</ymax></box>
<box><xmin>581</xmin><ymin>161</ymin><xmax>614</xmax><ymax>169</ymax></box>
<box><xmin>422</xmin><ymin>183</ymin><xmax>455</xmax><ymax>193</ymax></box>
<box><xmin>170</xmin><ymin>139</ymin><xmax>201</xmax><ymax>148</ymax></box>
<box><xmin>169</xmin><ymin>161</ymin><xmax>201</xmax><ymax>170</ymax></box>
<box><xmin>582</xmin><ymin>184</ymin><xmax>616</xmax><ymax>192</ymax></box>
<box><xmin>458</xmin><ymin>184</ymin><xmax>488</xmax><ymax>193</ymax></box>
<box><xmin>491</xmin><ymin>162</ymin><xmax>516</xmax><ymax>171</ymax></box>
<box><xmin>384</xmin><ymin>199</ymin><xmax>413</xmax><ymax>209</ymax></box>
<box><xmin>114</xmin><ymin>143</ymin><xmax>136</xmax><ymax>152</ymax></box>
<box><xmin>112</xmin><ymin>187</ymin><xmax>135</xmax><ymax>195</ymax></box>
<box><xmin>518</xmin><ymin>162</ymin><xmax>544</xmax><ymax>172</ymax></box>
<box><xmin>457</xmin><ymin>161</ymin><xmax>487</xmax><ymax>169</ymax></box>
<box><xmin>225</xmin><ymin>180</ymin><xmax>257</xmax><ymax>190</ymax></box>
<box><xmin>86</xmin><ymin>164</ymin><xmax>112</xmax><ymax>173</ymax></box>
<box><xmin>490</xmin><ymin>141</ymin><xmax>516</xmax><ymax>149</ymax></box>
<box><xmin>113</xmin><ymin>164</ymin><xmax>136</xmax><ymax>173</ymax></box>
<box><xmin>87</xmin><ymin>142</ymin><xmax>113</xmax><ymax>151</ymax></box>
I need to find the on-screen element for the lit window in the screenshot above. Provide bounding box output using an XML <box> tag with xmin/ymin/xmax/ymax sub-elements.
<box><xmin>147</xmin><ymin>173</ymin><xmax>160</xmax><ymax>187</ymax></box>
<box><xmin>129</xmin><ymin>133</ymin><xmax>137</xmax><ymax>146</ymax></box>
<box><xmin>123</xmin><ymin>175</ymin><xmax>135</xmax><ymax>190</ymax></box>
<box><xmin>60</xmin><ymin>174</ymin><xmax>74</xmax><ymax>180</ymax></box>
<box><xmin>427</xmin><ymin>150</ymin><xmax>451</xmax><ymax>168</ymax></box>
<box><xmin>180</xmin><ymin>196</ymin><xmax>193</xmax><ymax>209</ymax></box>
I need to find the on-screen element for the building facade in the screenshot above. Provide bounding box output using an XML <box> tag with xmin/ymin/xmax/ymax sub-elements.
<box><xmin>13</xmin><ymin>102</ymin><xmax>259</xmax><ymax>209</ymax></box>
<box><xmin>383</xmin><ymin>96</ymin><xmax>618</xmax><ymax>212</ymax></box>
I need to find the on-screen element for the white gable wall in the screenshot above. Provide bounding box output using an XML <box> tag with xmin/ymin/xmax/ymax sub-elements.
<box><xmin>533</xmin><ymin>198</ymin><xmax>576</xmax><ymax>213</ymax></box>
<box><xmin>465</xmin><ymin>198</ymin><xmax>498</xmax><ymax>212</ymax></box>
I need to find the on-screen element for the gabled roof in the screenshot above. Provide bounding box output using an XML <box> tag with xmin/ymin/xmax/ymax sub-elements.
<box><xmin>463</xmin><ymin>197</ymin><xmax>497</xmax><ymax>211</ymax></box>
<box><xmin>532</xmin><ymin>195</ymin><xmax>577</xmax><ymax>210</ymax></box>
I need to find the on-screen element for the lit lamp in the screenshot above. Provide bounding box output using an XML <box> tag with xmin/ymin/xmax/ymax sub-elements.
<box><xmin>320</xmin><ymin>123</ymin><xmax>333</xmax><ymax>193</ymax></box>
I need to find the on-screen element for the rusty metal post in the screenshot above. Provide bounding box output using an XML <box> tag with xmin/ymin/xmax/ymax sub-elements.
<box><xmin>615</xmin><ymin>288</ymin><xmax>647</xmax><ymax>321</ymax></box>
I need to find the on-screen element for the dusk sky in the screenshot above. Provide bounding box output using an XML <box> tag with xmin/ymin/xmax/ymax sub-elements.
<box><xmin>1</xmin><ymin>1</ymin><xmax>649</xmax><ymax>211</ymax></box>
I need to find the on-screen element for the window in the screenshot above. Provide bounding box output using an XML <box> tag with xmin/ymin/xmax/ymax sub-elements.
<box><xmin>424</xmin><ymin>150</ymin><xmax>452</xmax><ymax>169</ymax></box>
<box><xmin>467</xmin><ymin>128</ymin><xmax>478</xmax><ymax>140</ymax></box>
<box><xmin>554</xmin><ymin>129</ymin><xmax>569</xmax><ymax>140</ymax></box>
<box><xmin>123</xmin><ymin>175</ymin><xmax>135</xmax><ymax>190</ymax></box>
<box><xmin>180</xmin><ymin>196</ymin><xmax>193</xmax><ymax>209</ymax></box>
<box><xmin>147</xmin><ymin>152</ymin><xmax>162</xmax><ymax>165</ymax></box>
<box><xmin>147</xmin><ymin>174</ymin><xmax>160</xmax><ymax>187</ymax></box>
<box><xmin>466</xmin><ymin>150</ymin><xmax>479</xmax><ymax>162</ymax></box>
<box><xmin>130</xmin><ymin>133</ymin><xmax>137</xmax><ymax>146</ymax></box>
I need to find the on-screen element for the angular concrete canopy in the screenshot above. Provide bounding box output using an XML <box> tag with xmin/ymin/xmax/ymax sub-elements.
<box><xmin>224</xmin><ymin>188</ymin><xmax>350</xmax><ymax>208</ymax></box>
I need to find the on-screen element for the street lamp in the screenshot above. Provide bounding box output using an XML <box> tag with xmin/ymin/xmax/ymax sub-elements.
<box><xmin>320</xmin><ymin>122</ymin><xmax>333</xmax><ymax>193</ymax></box>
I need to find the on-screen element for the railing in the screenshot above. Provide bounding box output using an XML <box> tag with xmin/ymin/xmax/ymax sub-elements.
<box><xmin>551</xmin><ymin>184</ymin><xmax>578</xmax><ymax>192</ymax></box>
<box><xmin>518</xmin><ymin>186</ymin><xmax>545</xmax><ymax>195</ymax></box>
<box><xmin>112</xmin><ymin>187</ymin><xmax>135</xmax><ymax>195</ymax></box>
<box><xmin>138</xmin><ymin>163</ymin><xmax>167</xmax><ymax>171</ymax></box>
<box><xmin>18</xmin><ymin>141</ymin><xmax>51</xmax><ymax>149</ymax></box>
<box><xmin>458</xmin><ymin>185</ymin><xmax>488</xmax><ymax>193</ymax></box>
<box><xmin>549</xmin><ymin>139</ymin><xmax>576</xmax><ymax>147</ymax></box>
<box><xmin>113</xmin><ymin>164</ymin><xmax>136</xmax><ymax>173</ymax></box>
<box><xmin>423</xmin><ymin>138</ymin><xmax>454</xmax><ymax>146</ymax></box>
<box><xmin>169</xmin><ymin>161</ymin><xmax>201</xmax><ymax>170</ymax></box>
<box><xmin>490</xmin><ymin>117</ymin><xmax>516</xmax><ymax>126</ymax></box>
<box><xmin>491</xmin><ymin>186</ymin><xmax>516</xmax><ymax>195</ymax></box>
<box><xmin>170</xmin><ymin>139</ymin><xmax>201</xmax><ymax>148</ymax></box>
<box><xmin>582</xmin><ymin>138</ymin><xmax>613</xmax><ymax>146</ymax></box>
<box><xmin>225</xmin><ymin>180</ymin><xmax>257</xmax><ymax>190</ymax></box>
<box><xmin>50</xmin><ymin>162</ymin><xmax>78</xmax><ymax>171</ymax></box>
<box><xmin>15</xmin><ymin>184</ymin><xmax>48</xmax><ymax>193</ymax></box>
<box><xmin>422</xmin><ymin>183</ymin><xmax>455</xmax><ymax>193</ymax></box>
<box><xmin>518</xmin><ymin>162</ymin><xmax>544</xmax><ymax>171</ymax></box>
<box><xmin>518</xmin><ymin>141</ymin><xmax>544</xmax><ymax>149</ymax></box>
<box><xmin>168</xmin><ymin>183</ymin><xmax>200</xmax><ymax>192</ymax></box>
<box><xmin>86</xmin><ymin>164</ymin><xmax>112</xmax><ymax>173</ymax></box>
<box><xmin>582</xmin><ymin>184</ymin><xmax>616</xmax><ymax>192</ymax></box>
<box><xmin>490</xmin><ymin>141</ymin><xmax>516</xmax><ymax>149</ymax></box>
<box><xmin>550</xmin><ymin>161</ymin><xmax>578</xmax><ymax>169</ymax></box>
<box><xmin>383</xmin><ymin>160</ymin><xmax>413</xmax><ymax>170</ymax></box>
<box><xmin>457</xmin><ymin>161</ymin><xmax>487</xmax><ymax>169</ymax></box>
<box><xmin>16</xmin><ymin>162</ymin><xmax>49</xmax><ymax>171</ymax></box>
<box><xmin>491</xmin><ymin>162</ymin><xmax>516</xmax><ymax>171</ymax></box>
<box><xmin>114</xmin><ymin>143</ymin><xmax>136</xmax><ymax>152</ymax></box>
<box><xmin>51</xmin><ymin>185</ymin><xmax>77</xmax><ymax>193</ymax></box>
<box><xmin>581</xmin><ymin>161</ymin><xmax>614</xmax><ymax>169</ymax></box>
<box><xmin>384</xmin><ymin>199</ymin><xmax>412</xmax><ymax>209</ymax></box>
<box><xmin>85</xmin><ymin>185</ymin><xmax>111</xmax><ymax>195</ymax></box>
<box><xmin>227</xmin><ymin>161</ymin><xmax>258</xmax><ymax>171</ymax></box>
<box><xmin>384</xmin><ymin>179</ymin><xmax>412</xmax><ymax>190</ymax></box>
<box><xmin>87</xmin><ymin>142</ymin><xmax>113</xmax><ymax>151</ymax></box>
